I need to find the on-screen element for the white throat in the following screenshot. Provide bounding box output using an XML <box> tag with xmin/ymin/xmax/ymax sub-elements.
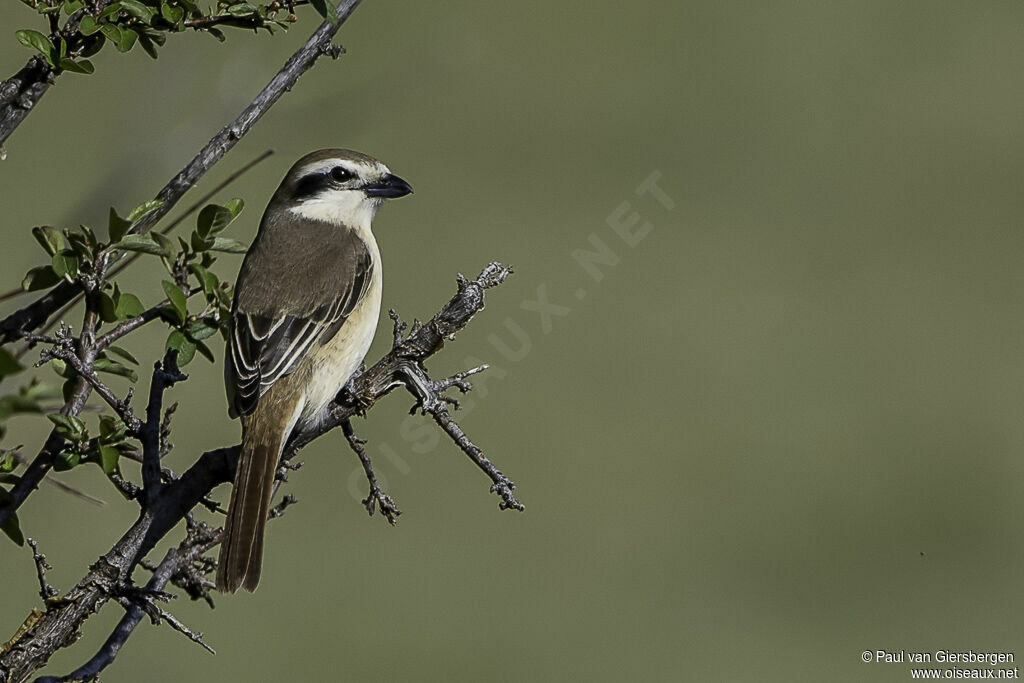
<box><xmin>289</xmin><ymin>190</ymin><xmax>380</xmax><ymax>236</ymax></box>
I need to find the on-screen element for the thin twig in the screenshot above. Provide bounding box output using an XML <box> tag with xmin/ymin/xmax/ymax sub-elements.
<box><xmin>142</xmin><ymin>350</ymin><xmax>187</xmax><ymax>506</ymax></box>
<box><xmin>27</xmin><ymin>538</ymin><xmax>58</xmax><ymax>602</ymax></box>
<box><xmin>38</xmin><ymin>342</ymin><xmax>142</xmax><ymax>434</ymax></box>
<box><xmin>341</xmin><ymin>419</ymin><xmax>400</xmax><ymax>524</ymax></box>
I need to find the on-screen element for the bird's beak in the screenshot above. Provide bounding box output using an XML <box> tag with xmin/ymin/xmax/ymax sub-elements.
<box><xmin>363</xmin><ymin>173</ymin><xmax>413</xmax><ymax>199</ymax></box>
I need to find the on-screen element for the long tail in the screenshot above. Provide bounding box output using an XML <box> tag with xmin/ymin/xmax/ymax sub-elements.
<box><xmin>216</xmin><ymin>412</ymin><xmax>287</xmax><ymax>593</ymax></box>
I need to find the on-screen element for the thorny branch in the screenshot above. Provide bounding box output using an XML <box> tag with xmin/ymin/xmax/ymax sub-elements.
<box><xmin>0</xmin><ymin>262</ymin><xmax>518</xmax><ymax>683</ymax></box>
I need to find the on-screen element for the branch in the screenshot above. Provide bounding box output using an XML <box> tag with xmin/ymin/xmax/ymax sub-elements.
<box><xmin>0</xmin><ymin>262</ymin><xmax>515</xmax><ymax>683</ymax></box>
<box><xmin>342</xmin><ymin>419</ymin><xmax>400</xmax><ymax>524</ymax></box>
<box><xmin>141</xmin><ymin>351</ymin><xmax>187</xmax><ymax>505</ymax></box>
<box><xmin>26</xmin><ymin>537</ymin><xmax>58</xmax><ymax>603</ymax></box>
<box><xmin>0</xmin><ymin>0</ymin><xmax>363</xmax><ymax>345</ymax></box>
<box><xmin>38</xmin><ymin>337</ymin><xmax>142</xmax><ymax>434</ymax></box>
<box><xmin>35</xmin><ymin>518</ymin><xmax>220</xmax><ymax>683</ymax></box>
<box><xmin>0</xmin><ymin>54</ymin><xmax>52</xmax><ymax>151</ymax></box>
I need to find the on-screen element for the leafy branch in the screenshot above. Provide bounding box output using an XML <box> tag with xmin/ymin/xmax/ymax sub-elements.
<box><xmin>1</xmin><ymin>0</ymin><xmax>343</xmax><ymax>150</ymax></box>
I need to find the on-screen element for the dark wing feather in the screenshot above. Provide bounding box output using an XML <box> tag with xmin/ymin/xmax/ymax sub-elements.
<box><xmin>226</xmin><ymin>211</ymin><xmax>373</xmax><ymax>418</ymax></box>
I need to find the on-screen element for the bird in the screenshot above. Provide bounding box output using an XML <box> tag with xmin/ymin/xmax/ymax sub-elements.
<box><xmin>217</xmin><ymin>149</ymin><xmax>413</xmax><ymax>593</ymax></box>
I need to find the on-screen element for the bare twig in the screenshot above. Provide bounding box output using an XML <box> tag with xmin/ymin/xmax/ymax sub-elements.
<box><xmin>142</xmin><ymin>351</ymin><xmax>187</xmax><ymax>506</ymax></box>
<box><xmin>38</xmin><ymin>340</ymin><xmax>142</xmax><ymax>434</ymax></box>
<box><xmin>341</xmin><ymin>419</ymin><xmax>400</xmax><ymax>524</ymax></box>
<box><xmin>268</xmin><ymin>494</ymin><xmax>298</xmax><ymax>519</ymax></box>
<box><xmin>26</xmin><ymin>537</ymin><xmax>58</xmax><ymax>602</ymax></box>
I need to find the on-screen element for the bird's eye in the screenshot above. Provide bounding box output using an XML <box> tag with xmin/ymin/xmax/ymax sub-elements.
<box><xmin>329</xmin><ymin>166</ymin><xmax>351</xmax><ymax>182</ymax></box>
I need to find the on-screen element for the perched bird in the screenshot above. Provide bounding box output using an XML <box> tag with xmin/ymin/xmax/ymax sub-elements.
<box><xmin>217</xmin><ymin>149</ymin><xmax>413</xmax><ymax>593</ymax></box>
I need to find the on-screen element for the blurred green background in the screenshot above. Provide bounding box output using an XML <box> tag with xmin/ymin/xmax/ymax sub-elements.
<box><xmin>3</xmin><ymin>2</ymin><xmax>1024</xmax><ymax>681</ymax></box>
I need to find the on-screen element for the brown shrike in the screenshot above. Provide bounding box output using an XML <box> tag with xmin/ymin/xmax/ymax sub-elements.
<box><xmin>217</xmin><ymin>149</ymin><xmax>412</xmax><ymax>593</ymax></box>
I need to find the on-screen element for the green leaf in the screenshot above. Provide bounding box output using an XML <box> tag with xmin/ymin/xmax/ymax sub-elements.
<box><xmin>189</xmin><ymin>264</ymin><xmax>218</xmax><ymax>297</ymax></box>
<box><xmin>22</xmin><ymin>265</ymin><xmax>60</xmax><ymax>292</ymax></box>
<box><xmin>120</xmin><ymin>0</ymin><xmax>155</xmax><ymax>23</ymax></box>
<box><xmin>107</xmin><ymin>345</ymin><xmax>139</xmax><ymax>365</ymax></box>
<box><xmin>195</xmin><ymin>339</ymin><xmax>215</xmax><ymax>363</ymax></box>
<box><xmin>99</xmin><ymin>292</ymin><xmax>118</xmax><ymax>322</ymax></box>
<box><xmin>197</xmin><ymin>204</ymin><xmax>234</xmax><ymax>238</ymax></box>
<box><xmin>116</xmin><ymin>26</ymin><xmax>138</xmax><ymax>52</ymax></box>
<box><xmin>115</xmin><ymin>292</ymin><xmax>145</xmax><ymax>319</ymax></box>
<box><xmin>207</xmin><ymin>27</ymin><xmax>226</xmax><ymax>42</ymax></box>
<box><xmin>80</xmin><ymin>33</ymin><xmax>105</xmax><ymax>57</ymax></box>
<box><xmin>99</xmin><ymin>414</ymin><xmax>128</xmax><ymax>443</ymax></box>
<box><xmin>63</xmin><ymin>0</ymin><xmax>85</xmax><ymax>14</ymax></box>
<box><xmin>79</xmin><ymin>15</ymin><xmax>101</xmax><ymax>35</ymax></box>
<box><xmin>137</xmin><ymin>33</ymin><xmax>159</xmax><ymax>59</ymax></box>
<box><xmin>226</xmin><ymin>2</ymin><xmax>258</xmax><ymax>16</ymax></box>
<box><xmin>51</xmin><ymin>249</ymin><xmax>80</xmax><ymax>281</ymax></box>
<box><xmin>209</xmin><ymin>237</ymin><xmax>248</xmax><ymax>253</ymax></box>
<box><xmin>190</xmin><ymin>230</ymin><xmax>214</xmax><ymax>253</ymax></box>
<box><xmin>96</xmin><ymin>1</ymin><xmax>123</xmax><ymax>20</ymax></box>
<box><xmin>185</xmin><ymin>318</ymin><xmax>219</xmax><ymax>341</ymax></box>
<box><xmin>48</xmin><ymin>414</ymin><xmax>87</xmax><ymax>441</ymax></box>
<box><xmin>94</xmin><ymin>357</ymin><xmax>138</xmax><ymax>383</ymax></box>
<box><xmin>54</xmin><ymin>448</ymin><xmax>81</xmax><ymax>471</ymax></box>
<box><xmin>108</xmin><ymin>207</ymin><xmax>131</xmax><ymax>243</ymax></box>
<box><xmin>127</xmin><ymin>199</ymin><xmax>163</xmax><ymax>222</ymax></box>
<box><xmin>16</xmin><ymin>29</ymin><xmax>56</xmax><ymax>65</ymax></box>
<box><xmin>0</xmin><ymin>349</ymin><xmax>23</xmax><ymax>378</ymax></box>
<box><xmin>99</xmin><ymin>445</ymin><xmax>120</xmax><ymax>475</ymax></box>
<box><xmin>65</xmin><ymin>230</ymin><xmax>92</xmax><ymax>259</ymax></box>
<box><xmin>309</xmin><ymin>0</ymin><xmax>338</xmax><ymax>24</ymax></box>
<box><xmin>152</xmin><ymin>232</ymin><xmax>176</xmax><ymax>258</ymax></box>
<box><xmin>51</xmin><ymin>359</ymin><xmax>71</xmax><ymax>379</ymax></box>
<box><xmin>99</xmin><ymin>22</ymin><xmax>123</xmax><ymax>45</ymax></box>
<box><xmin>58</xmin><ymin>57</ymin><xmax>95</xmax><ymax>74</ymax></box>
<box><xmin>162</xmin><ymin>280</ymin><xmax>187</xmax><ymax>324</ymax></box>
<box><xmin>160</xmin><ymin>1</ymin><xmax>184</xmax><ymax>23</ymax></box>
<box><xmin>80</xmin><ymin>224</ymin><xmax>97</xmax><ymax>249</ymax></box>
<box><xmin>115</xmin><ymin>234</ymin><xmax>168</xmax><ymax>256</ymax></box>
<box><xmin>32</xmin><ymin>226</ymin><xmax>63</xmax><ymax>256</ymax></box>
<box><xmin>0</xmin><ymin>491</ymin><xmax>24</xmax><ymax>546</ymax></box>
<box><xmin>165</xmin><ymin>329</ymin><xmax>196</xmax><ymax>366</ymax></box>
<box><xmin>225</xmin><ymin>198</ymin><xmax>244</xmax><ymax>218</ymax></box>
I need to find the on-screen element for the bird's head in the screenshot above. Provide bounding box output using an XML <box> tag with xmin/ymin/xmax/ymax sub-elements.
<box><xmin>276</xmin><ymin>149</ymin><xmax>413</xmax><ymax>227</ymax></box>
